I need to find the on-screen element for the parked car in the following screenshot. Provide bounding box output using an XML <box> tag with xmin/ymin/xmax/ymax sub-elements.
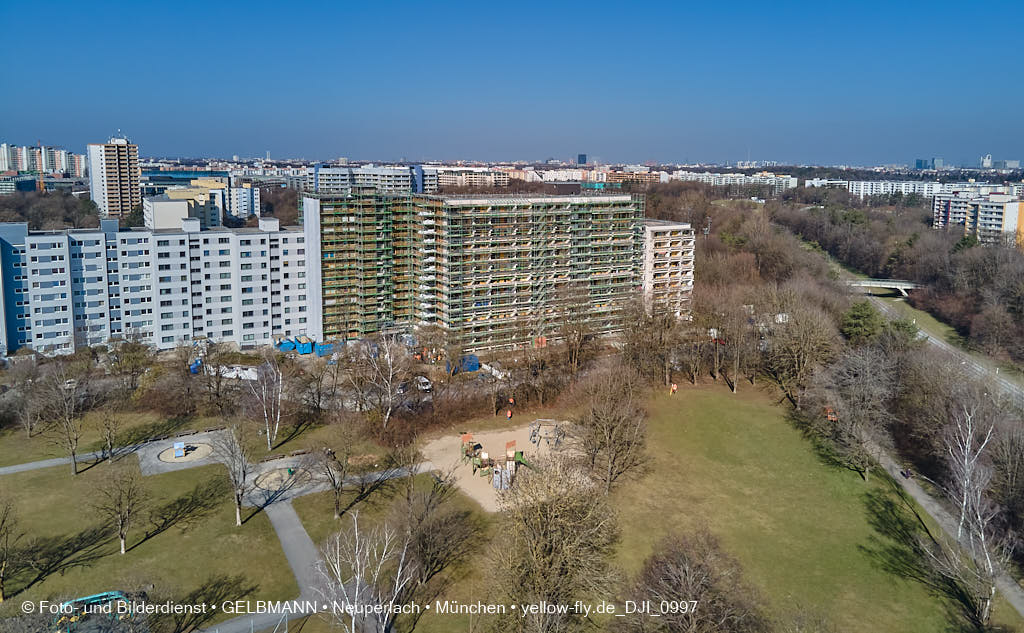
<box><xmin>415</xmin><ymin>376</ymin><xmax>432</xmax><ymax>392</ymax></box>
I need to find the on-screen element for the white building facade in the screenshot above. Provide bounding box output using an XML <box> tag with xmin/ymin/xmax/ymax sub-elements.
<box><xmin>0</xmin><ymin>217</ymin><xmax>310</xmax><ymax>355</ymax></box>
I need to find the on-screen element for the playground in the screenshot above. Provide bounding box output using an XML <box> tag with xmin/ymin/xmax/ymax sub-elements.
<box><xmin>420</xmin><ymin>419</ymin><xmax>564</xmax><ymax>512</ymax></box>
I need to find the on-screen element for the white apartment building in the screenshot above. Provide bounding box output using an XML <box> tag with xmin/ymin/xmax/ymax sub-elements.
<box><xmin>305</xmin><ymin>165</ymin><xmax>439</xmax><ymax>194</ymax></box>
<box><xmin>670</xmin><ymin>170</ymin><xmax>798</xmax><ymax>194</ymax></box>
<box><xmin>0</xmin><ymin>217</ymin><xmax>310</xmax><ymax>355</ymax></box>
<box><xmin>434</xmin><ymin>167</ymin><xmax>510</xmax><ymax>188</ymax></box>
<box><xmin>228</xmin><ymin>184</ymin><xmax>261</xmax><ymax>217</ymax></box>
<box><xmin>642</xmin><ymin>220</ymin><xmax>695</xmax><ymax>318</ymax></box>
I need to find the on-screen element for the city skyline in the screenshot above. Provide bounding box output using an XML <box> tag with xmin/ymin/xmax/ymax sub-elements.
<box><xmin>2</xmin><ymin>0</ymin><xmax>1023</xmax><ymax>166</ymax></box>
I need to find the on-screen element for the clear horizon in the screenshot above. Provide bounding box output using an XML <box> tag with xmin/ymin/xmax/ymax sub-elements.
<box><xmin>2</xmin><ymin>0</ymin><xmax>1022</xmax><ymax>166</ymax></box>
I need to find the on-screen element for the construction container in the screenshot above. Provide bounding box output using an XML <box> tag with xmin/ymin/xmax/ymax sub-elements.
<box><xmin>295</xmin><ymin>335</ymin><xmax>314</xmax><ymax>355</ymax></box>
<box><xmin>277</xmin><ymin>338</ymin><xmax>296</xmax><ymax>352</ymax></box>
<box><xmin>315</xmin><ymin>342</ymin><xmax>335</xmax><ymax>357</ymax></box>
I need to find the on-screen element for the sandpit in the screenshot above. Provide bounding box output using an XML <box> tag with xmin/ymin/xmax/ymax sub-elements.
<box><xmin>157</xmin><ymin>442</ymin><xmax>213</xmax><ymax>463</ymax></box>
<box><xmin>421</xmin><ymin>423</ymin><xmax>562</xmax><ymax>513</ymax></box>
<box><xmin>255</xmin><ymin>467</ymin><xmax>312</xmax><ymax>491</ymax></box>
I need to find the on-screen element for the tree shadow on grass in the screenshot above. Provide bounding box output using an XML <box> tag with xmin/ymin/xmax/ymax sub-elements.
<box><xmin>130</xmin><ymin>478</ymin><xmax>230</xmax><ymax>551</ymax></box>
<box><xmin>272</xmin><ymin>418</ymin><xmax>319</xmax><ymax>451</ymax></box>
<box><xmin>11</xmin><ymin>525</ymin><xmax>113</xmax><ymax>597</ymax></box>
<box><xmin>784</xmin><ymin>409</ymin><xmax>859</xmax><ymax>475</ymax></box>
<box><xmin>148</xmin><ymin>574</ymin><xmax>258</xmax><ymax>633</ymax></box>
<box><xmin>858</xmin><ymin>478</ymin><xmax>986</xmax><ymax>633</ymax></box>
<box><xmin>116</xmin><ymin>415</ymin><xmax>196</xmax><ymax>450</ymax></box>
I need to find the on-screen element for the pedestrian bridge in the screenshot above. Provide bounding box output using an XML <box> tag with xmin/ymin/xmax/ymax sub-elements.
<box><xmin>847</xmin><ymin>278</ymin><xmax>922</xmax><ymax>296</ymax></box>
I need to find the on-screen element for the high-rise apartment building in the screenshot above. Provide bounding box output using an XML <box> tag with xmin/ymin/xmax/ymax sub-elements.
<box><xmin>228</xmin><ymin>184</ymin><xmax>261</xmax><ymax>217</ymax></box>
<box><xmin>933</xmin><ymin>189</ymin><xmax>1024</xmax><ymax>246</ymax></box>
<box><xmin>303</xmin><ymin>192</ymin><xmax>654</xmax><ymax>351</ymax></box>
<box><xmin>642</xmin><ymin>220</ymin><xmax>695</xmax><ymax>317</ymax></box>
<box><xmin>87</xmin><ymin>136</ymin><xmax>141</xmax><ymax>219</ymax></box>
<box><xmin>0</xmin><ymin>216</ymin><xmax>308</xmax><ymax>355</ymax></box>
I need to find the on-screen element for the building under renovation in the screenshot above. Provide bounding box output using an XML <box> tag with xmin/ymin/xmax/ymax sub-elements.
<box><xmin>303</xmin><ymin>192</ymin><xmax>661</xmax><ymax>350</ymax></box>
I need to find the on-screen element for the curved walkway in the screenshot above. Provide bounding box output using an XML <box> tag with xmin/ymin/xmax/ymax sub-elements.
<box><xmin>0</xmin><ymin>439</ymin><xmax>435</xmax><ymax>633</ymax></box>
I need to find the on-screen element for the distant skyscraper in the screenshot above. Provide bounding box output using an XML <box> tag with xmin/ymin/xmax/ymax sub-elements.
<box><xmin>578</xmin><ymin>153</ymin><xmax>587</xmax><ymax>165</ymax></box>
<box><xmin>87</xmin><ymin>136</ymin><xmax>141</xmax><ymax>218</ymax></box>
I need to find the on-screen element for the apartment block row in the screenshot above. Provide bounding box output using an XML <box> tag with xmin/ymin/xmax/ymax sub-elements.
<box><xmin>0</xmin><ymin>192</ymin><xmax>694</xmax><ymax>356</ymax></box>
<box><xmin>302</xmin><ymin>192</ymin><xmax>694</xmax><ymax>352</ymax></box>
<box><xmin>806</xmin><ymin>178</ymin><xmax>1024</xmax><ymax>200</ymax></box>
<box><xmin>0</xmin><ymin>216</ymin><xmax>309</xmax><ymax>356</ymax></box>
<box><xmin>670</xmin><ymin>170</ymin><xmax>798</xmax><ymax>194</ymax></box>
<box><xmin>932</xmin><ymin>185</ymin><xmax>1024</xmax><ymax>245</ymax></box>
<box><xmin>0</xmin><ymin>143</ymin><xmax>87</xmax><ymax>177</ymax></box>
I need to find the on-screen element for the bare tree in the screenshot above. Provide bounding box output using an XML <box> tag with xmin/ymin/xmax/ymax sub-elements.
<box><xmin>393</xmin><ymin>470</ymin><xmax>482</xmax><ymax>631</ymax></box>
<box><xmin>345</xmin><ymin>336</ymin><xmax>410</xmax><ymax>432</ymax></box>
<box><xmin>298</xmin><ymin>357</ymin><xmax>342</xmax><ymax>420</ymax></box>
<box><xmin>805</xmin><ymin>346</ymin><xmax>894</xmax><ymax>481</ymax></box>
<box><xmin>491</xmin><ymin>458</ymin><xmax>619</xmax><ymax>633</ymax></box>
<box><xmin>618</xmin><ymin>527</ymin><xmax>771</xmax><ymax>633</ymax></box>
<box><xmin>248</xmin><ymin>352</ymin><xmax>286</xmax><ymax>451</ymax></box>
<box><xmin>569</xmin><ymin>369</ymin><xmax>647</xmax><ymax>493</ymax></box>
<box><xmin>39</xmin><ymin>361</ymin><xmax>90</xmax><ymax>476</ymax></box>
<box><xmin>316</xmin><ymin>511</ymin><xmax>416</xmax><ymax>633</ymax></box>
<box><xmin>197</xmin><ymin>341</ymin><xmax>241</xmax><ymax>417</ymax></box>
<box><xmin>106</xmin><ymin>335</ymin><xmax>154</xmax><ymax>395</ymax></box>
<box><xmin>96</xmin><ymin>405</ymin><xmax>123</xmax><ymax>461</ymax></box>
<box><xmin>946</xmin><ymin>402</ymin><xmax>997</xmax><ymax>541</ymax></box>
<box><xmin>557</xmin><ymin>282</ymin><xmax>592</xmax><ymax>377</ymax></box>
<box><xmin>764</xmin><ymin>304</ymin><xmax>839</xmax><ymax>409</ymax></box>
<box><xmin>212</xmin><ymin>426</ymin><xmax>253</xmax><ymax>527</ymax></box>
<box><xmin>0</xmin><ymin>499</ymin><xmax>21</xmax><ymax>603</ymax></box>
<box><xmin>918</xmin><ymin>391</ymin><xmax>1009</xmax><ymax>629</ymax></box>
<box><xmin>313</xmin><ymin>442</ymin><xmax>352</xmax><ymax>520</ymax></box>
<box><xmin>92</xmin><ymin>465</ymin><xmax>147</xmax><ymax>555</ymax></box>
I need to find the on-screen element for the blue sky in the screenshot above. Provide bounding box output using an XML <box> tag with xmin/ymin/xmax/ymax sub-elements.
<box><xmin>2</xmin><ymin>0</ymin><xmax>1021</xmax><ymax>165</ymax></box>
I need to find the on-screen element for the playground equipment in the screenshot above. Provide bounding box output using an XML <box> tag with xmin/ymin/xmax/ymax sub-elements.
<box><xmin>824</xmin><ymin>407</ymin><xmax>838</xmax><ymax>423</ymax></box>
<box><xmin>529</xmin><ymin>419</ymin><xmax>565</xmax><ymax>448</ymax></box>
<box><xmin>55</xmin><ymin>591</ymin><xmax>139</xmax><ymax>631</ymax></box>
<box><xmin>459</xmin><ymin>436</ymin><xmax>538</xmax><ymax>490</ymax></box>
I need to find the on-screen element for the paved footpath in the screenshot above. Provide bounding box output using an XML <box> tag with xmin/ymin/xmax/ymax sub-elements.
<box><xmin>0</xmin><ymin>439</ymin><xmax>435</xmax><ymax>633</ymax></box>
<box><xmin>864</xmin><ymin>295</ymin><xmax>1024</xmax><ymax>619</ymax></box>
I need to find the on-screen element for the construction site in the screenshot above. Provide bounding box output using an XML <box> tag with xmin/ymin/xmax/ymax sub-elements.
<box><xmin>305</xmin><ymin>192</ymin><xmax>684</xmax><ymax>351</ymax></box>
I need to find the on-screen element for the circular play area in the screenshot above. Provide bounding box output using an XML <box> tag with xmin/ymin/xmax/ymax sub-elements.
<box><xmin>255</xmin><ymin>467</ymin><xmax>312</xmax><ymax>491</ymax></box>
<box><xmin>157</xmin><ymin>442</ymin><xmax>213</xmax><ymax>463</ymax></box>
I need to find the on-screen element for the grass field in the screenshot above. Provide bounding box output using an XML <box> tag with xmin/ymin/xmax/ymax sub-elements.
<box><xmin>0</xmin><ymin>460</ymin><xmax>297</xmax><ymax>626</ymax></box>
<box><xmin>287</xmin><ymin>383</ymin><xmax>1024</xmax><ymax>633</ymax></box>
<box><xmin>0</xmin><ymin>410</ymin><xmax>196</xmax><ymax>468</ymax></box>
<box><xmin>613</xmin><ymin>384</ymin><xmax>1022</xmax><ymax>631</ymax></box>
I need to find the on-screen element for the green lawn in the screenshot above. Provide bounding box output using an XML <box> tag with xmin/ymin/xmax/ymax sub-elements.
<box><xmin>613</xmin><ymin>384</ymin><xmax>1022</xmax><ymax>631</ymax></box>
<box><xmin>0</xmin><ymin>461</ymin><xmax>297</xmax><ymax>626</ymax></box>
<box><xmin>0</xmin><ymin>410</ymin><xmax>198</xmax><ymax>468</ymax></box>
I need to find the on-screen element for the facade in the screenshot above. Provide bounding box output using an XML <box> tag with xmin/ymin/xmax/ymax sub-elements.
<box><xmin>0</xmin><ymin>143</ymin><xmax>86</xmax><ymax>175</ymax></box>
<box><xmin>304</xmin><ymin>192</ymin><xmax>649</xmax><ymax>351</ymax></box>
<box><xmin>87</xmin><ymin>137</ymin><xmax>141</xmax><ymax>219</ymax></box>
<box><xmin>670</xmin><ymin>170</ymin><xmax>798</xmax><ymax>194</ymax></box>
<box><xmin>809</xmin><ymin>179</ymin><xmax>1003</xmax><ymax>199</ymax></box>
<box><xmin>642</xmin><ymin>220</ymin><xmax>695</xmax><ymax>317</ymax></box>
<box><xmin>228</xmin><ymin>184</ymin><xmax>261</xmax><ymax>217</ymax></box>
<box><xmin>932</xmin><ymin>190</ymin><xmax>1024</xmax><ymax>246</ymax></box>
<box><xmin>0</xmin><ymin>217</ymin><xmax>308</xmax><ymax>355</ymax></box>
<box><xmin>435</xmin><ymin>168</ymin><xmax>510</xmax><ymax>188</ymax></box>
<box><xmin>306</xmin><ymin>165</ymin><xmax>439</xmax><ymax>195</ymax></box>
